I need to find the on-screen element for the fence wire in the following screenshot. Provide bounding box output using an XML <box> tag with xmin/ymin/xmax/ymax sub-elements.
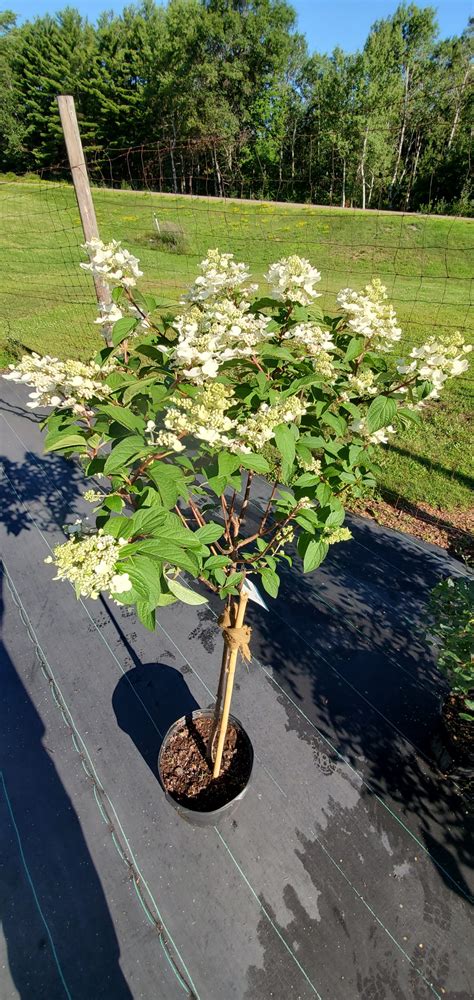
<box><xmin>0</xmin><ymin>140</ymin><xmax>472</xmax><ymax>514</ymax></box>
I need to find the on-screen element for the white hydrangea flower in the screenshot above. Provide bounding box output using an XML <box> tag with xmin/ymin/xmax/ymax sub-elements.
<box><xmin>3</xmin><ymin>353</ymin><xmax>115</xmax><ymax>414</ymax></box>
<box><xmin>344</xmin><ymin>369</ymin><xmax>378</xmax><ymax>397</ymax></box>
<box><xmin>283</xmin><ymin>322</ymin><xmax>336</xmax><ymax>376</ymax></box>
<box><xmin>350</xmin><ymin>417</ymin><xmax>396</xmax><ymax>445</ymax></box>
<box><xmin>161</xmin><ymin>382</ymin><xmax>237</xmax><ymax>449</ymax></box>
<box><xmin>94</xmin><ymin>301</ymin><xmax>124</xmax><ymax>327</ymax></box>
<box><xmin>408</xmin><ymin>332</ymin><xmax>470</xmax><ymax>397</ymax></box>
<box><xmin>324</xmin><ymin>526</ymin><xmax>352</xmax><ymax>544</ymax></box>
<box><xmin>81</xmin><ymin>238</ymin><xmax>143</xmax><ymax>288</ymax></box>
<box><xmin>184</xmin><ymin>249</ymin><xmax>252</xmax><ymax>303</ymax></box>
<box><xmin>172</xmin><ymin>297</ymin><xmax>272</xmax><ymax>382</ymax></box>
<box><xmin>300</xmin><ymin>456</ymin><xmax>322</xmax><ymax>475</ymax></box>
<box><xmin>83</xmin><ymin>489</ymin><xmax>105</xmax><ymax>503</ymax></box>
<box><xmin>265</xmin><ymin>255</ymin><xmax>321</xmax><ymax>305</ymax></box>
<box><xmin>235</xmin><ymin>397</ymin><xmax>307</xmax><ymax>452</ymax></box>
<box><xmin>45</xmin><ymin>530</ymin><xmax>131</xmax><ymax>600</ymax></box>
<box><xmin>337</xmin><ymin>279</ymin><xmax>402</xmax><ymax>352</ymax></box>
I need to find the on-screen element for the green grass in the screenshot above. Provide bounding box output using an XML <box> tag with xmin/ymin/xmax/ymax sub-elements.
<box><xmin>1</xmin><ymin>178</ymin><xmax>472</xmax><ymax>509</ymax></box>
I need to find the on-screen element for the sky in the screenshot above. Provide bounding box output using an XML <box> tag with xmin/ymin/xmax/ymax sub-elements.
<box><xmin>9</xmin><ymin>0</ymin><xmax>472</xmax><ymax>52</ymax></box>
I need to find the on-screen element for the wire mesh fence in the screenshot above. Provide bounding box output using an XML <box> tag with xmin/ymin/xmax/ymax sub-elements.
<box><xmin>0</xmin><ymin>138</ymin><xmax>472</xmax><ymax>514</ymax></box>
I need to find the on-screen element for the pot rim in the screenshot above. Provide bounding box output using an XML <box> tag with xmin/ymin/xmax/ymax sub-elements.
<box><xmin>157</xmin><ymin>707</ymin><xmax>254</xmax><ymax>818</ymax></box>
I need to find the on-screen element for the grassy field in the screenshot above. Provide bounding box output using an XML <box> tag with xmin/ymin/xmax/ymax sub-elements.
<box><xmin>1</xmin><ymin>177</ymin><xmax>472</xmax><ymax>510</ymax></box>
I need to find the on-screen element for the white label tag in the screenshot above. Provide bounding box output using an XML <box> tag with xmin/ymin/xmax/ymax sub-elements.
<box><xmin>243</xmin><ymin>578</ymin><xmax>269</xmax><ymax>611</ymax></box>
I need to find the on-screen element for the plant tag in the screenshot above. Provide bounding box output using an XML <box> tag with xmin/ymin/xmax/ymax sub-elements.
<box><xmin>243</xmin><ymin>578</ymin><xmax>269</xmax><ymax>610</ymax></box>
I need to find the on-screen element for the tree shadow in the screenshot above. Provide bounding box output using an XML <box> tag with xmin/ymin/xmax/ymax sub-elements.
<box><xmin>359</xmin><ymin>489</ymin><xmax>474</xmax><ymax>561</ymax></box>
<box><xmin>0</xmin><ymin>452</ymin><xmax>83</xmax><ymax>537</ymax></box>
<box><xmin>0</xmin><ymin>393</ymin><xmax>42</xmax><ymax>425</ymax></box>
<box><xmin>108</xmin><ymin>601</ymin><xmax>200</xmax><ymax>780</ymax></box>
<box><xmin>0</xmin><ymin>566</ymin><xmax>133</xmax><ymax>999</ymax></box>
<box><xmin>386</xmin><ymin>441</ymin><xmax>474</xmax><ymax>492</ymax></box>
<box><xmin>245</xmin><ymin>545</ymin><xmax>474</xmax><ymax>905</ymax></box>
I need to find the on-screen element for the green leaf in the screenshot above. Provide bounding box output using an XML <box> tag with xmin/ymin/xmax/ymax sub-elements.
<box><xmin>167</xmin><ymin>577</ymin><xmax>208</xmax><ymax>605</ymax></box>
<box><xmin>316</xmin><ymin>483</ymin><xmax>332</xmax><ymax>506</ymax></box>
<box><xmin>99</xmin><ymin>514</ymin><xmax>132</xmax><ymax>538</ymax></box>
<box><xmin>125</xmin><ymin>555</ymin><xmax>163</xmax><ymax>603</ymax></box>
<box><xmin>321</xmin><ymin>411</ymin><xmax>346</xmax><ymax>435</ymax></box>
<box><xmin>129</xmin><ymin>504</ymin><xmax>168</xmax><ymax>536</ymax></box>
<box><xmin>366</xmin><ymin>395</ymin><xmax>397</xmax><ymax>433</ymax></box>
<box><xmin>112</xmin><ymin>317</ymin><xmax>138</xmax><ymax>347</ymax></box>
<box><xmin>345</xmin><ymin>336</ymin><xmax>365</xmax><ymax>362</ymax></box>
<box><xmin>220</xmin><ymin>571</ymin><xmax>245</xmax><ymax>596</ymax></box>
<box><xmin>274</xmin><ymin>423</ymin><xmax>296</xmax><ymax>480</ymax></box>
<box><xmin>397</xmin><ymin>407</ymin><xmax>422</xmax><ymax>427</ymax></box>
<box><xmin>44</xmin><ymin>431</ymin><xmax>87</xmax><ymax>453</ymax></box>
<box><xmin>259</xmin><ymin>344</ymin><xmax>295</xmax><ymax>362</ymax></box>
<box><xmin>136</xmin><ymin>601</ymin><xmax>156</xmax><ymax>631</ymax></box>
<box><xmin>103</xmin><ymin>494</ymin><xmax>124</xmax><ymax>512</ymax></box>
<box><xmin>104</xmin><ymin>436</ymin><xmax>150</xmax><ymax>475</ymax></box>
<box><xmin>236</xmin><ymin>452</ymin><xmax>271</xmax><ymax>473</ymax></box>
<box><xmin>294</xmin><ymin>472</ymin><xmax>320</xmax><ymax>488</ymax></box>
<box><xmin>261</xmin><ymin>567</ymin><xmax>280</xmax><ymax>598</ymax></box>
<box><xmin>204</xmin><ymin>555</ymin><xmax>231</xmax><ymax>570</ymax></box>
<box><xmin>194</xmin><ymin>522</ymin><xmax>225</xmax><ymax>544</ymax></box>
<box><xmin>123</xmin><ymin>538</ymin><xmax>201</xmax><ymax>575</ymax></box>
<box><xmin>250</xmin><ymin>296</ymin><xmax>281</xmax><ymax>311</ymax></box>
<box><xmin>122</xmin><ymin>378</ymin><xmax>168</xmax><ymax>405</ymax></box>
<box><xmin>147</xmin><ymin>461</ymin><xmax>188</xmax><ymax>509</ymax></box>
<box><xmin>303</xmin><ymin>539</ymin><xmax>329</xmax><ymax>573</ymax></box>
<box><xmin>218</xmin><ymin>451</ymin><xmax>241</xmax><ymax>477</ymax></box>
<box><xmin>97</xmin><ymin>404</ymin><xmax>145</xmax><ymax>433</ymax></box>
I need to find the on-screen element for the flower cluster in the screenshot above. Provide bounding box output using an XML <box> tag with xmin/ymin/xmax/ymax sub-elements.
<box><xmin>235</xmin><ymin>397</ymin><xmax>307</xmax><ymax>452</ymax></box>
<box><xmin>350</xmin><ymin>417</ymin><xmax>396</xmax><ymax>445</ymax></box>
<box><xmin>83</xmin><ymin>489</ymin><xmax>105</xmax><ymax>503</ymax></box>
<box><xmin>283</xmin><ymin>322</ymin><xmax>336</xmax><ymax>376</ymax></box>
<box><xmin>299</xmin><ymin>456</ymin><xmax>322</xmax><ymax>475</ymax></box>
<box><xmin>158</xmin><ymin>385</ymin><xmax>308</xmax><ymax>454</ymax></box>
<box><xmin>341</xmin><ymin>369</ymin><xmax>378</xmax><ymax>398</ymax></box>
<box><xmin>145</xmin><ymin>419</ymin><xmax>185</xmax><ymax>453</ymax></box>
<box><xmin>396</xmin><ymin>331</ymin><xmax>471</xmax><ymax>402</ymax></box>
<box><xmin>94</xmin><ymin>301</ymin><xmax>124</xmax><ymax>328</ymax></box>
<box><xmin>161</xmin><ymin>382</ymin><xmax>237</xmax><ymax>448</ymax></box>
<box><xmin>173</xmin><ymin>297</ymin><xmax>271</xmax><ymax>381</ymax></box>
<box><xmin>81</xmin><ymin>238</ymin><xmax>143</xmax><ymax>288</ymax></box>
<box><xmin>337</xmin><ymin>279</ymin><xmax>402</xmax><ymax>352</ymax></box>
<box><xmin>44</xmin><ymin>530</ymin><xmax>132</xmax><ymax>600</ymax></box>
<box><xmin>184</xmin><ymin>249</ymin><xmax>253</xmax><ymax>303</ymax></box>
<box><xmin>3</xmin><ymin>353</ymin><xmax>115</xmax><ymax>413</ymax></box>
<box><xmin>324</xmin><ymin>526</ymin><xmax>352</xmax><ymax>545</ymax></box>
<box><xmin>266</xmin><ymin>255</ymin><xmax>321</xmax><ymax>305</ymax></box>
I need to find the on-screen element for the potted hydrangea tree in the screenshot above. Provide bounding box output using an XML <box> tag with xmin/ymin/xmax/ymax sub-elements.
<box><xmin>4</xmin><ymin>241</ymin><xmax>470</xmax><ymax>820</ymax></box>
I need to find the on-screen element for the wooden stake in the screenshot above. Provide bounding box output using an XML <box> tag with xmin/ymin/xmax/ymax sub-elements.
<box><xmin>56</xmin><ymin>94</ymin><xmax>112</xmax><ymax>345</ymax></box>
<box><xmin>212</xmin><ymin>590</ymin><xmax>249</xmax><ymax>779</ymax></box>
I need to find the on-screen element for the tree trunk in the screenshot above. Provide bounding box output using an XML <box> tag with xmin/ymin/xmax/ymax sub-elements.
<box><xmin>212</xmin><ymin>590</ymin><xmax>249</xmax><ymax>778</ymax></box>
<box><xmin>391</xmin><ymin>64</ymin><xmax>410</xmax><ymax>191</ymax></box>
<box><xmin>169</xmin><ymin>143</ymin><xmax>178</xmax><ymax>194</ymax></box>
<box><xmin>367</xmin><ymin>169</ymin><xmax>375</xmax><ymax>207</ymax></box>
<box><xmin>341</xmin><ymin>156</ymin><xmax>346</xmax><ymax>208</ymax></box>
<box><xmin>360</xmin><ymin>127</ymin><xmax>368</xmax><ymax>210</ymax></box>
<box><xmin>213</xmin><ymin>146</ymin><xmax>224</xmax><ymax>198</ymax></box>
<box><xmin>329</xmin><ymin>142</ymin><xmax>335</xmax><ymax>205</ymax></box>
<box><xmin>405</xmin><ymin>133</ymin><xmax>421</xmax><ymax>209</ymax></box>
<box><xmin>448</xmin><ymin>66</ymin><xmax>471</xmax><ymax>150</ymax></box>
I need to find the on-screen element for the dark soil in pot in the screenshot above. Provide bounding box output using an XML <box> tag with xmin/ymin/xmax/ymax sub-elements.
<box><xmin>442</xmin><ymin>693</ymin><xmax>474</xmax><ymax>765</ymax></box>
<box><xmin>159</xmin><ymin>713</ymin><xmax>253</xmax><ymax>811</ymax></box>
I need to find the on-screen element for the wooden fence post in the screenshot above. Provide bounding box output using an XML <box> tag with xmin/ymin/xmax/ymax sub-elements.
<box><xmin>57</xmin><ymin>94</ymin><xmax>112</xmax><ymax>346</ymax></box>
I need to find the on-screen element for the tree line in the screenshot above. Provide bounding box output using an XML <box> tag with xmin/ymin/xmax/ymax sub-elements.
<box><xmin>0</xmin><ymin>1</ymin><xmax>472</xmax><ymax>213</ymax></box>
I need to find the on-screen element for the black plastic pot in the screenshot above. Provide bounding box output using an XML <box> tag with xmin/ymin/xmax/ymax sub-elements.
<box><xmin>157</xmin><ymin>708</ymin><xmax>254</xmax><ymax>827</ymax></box>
